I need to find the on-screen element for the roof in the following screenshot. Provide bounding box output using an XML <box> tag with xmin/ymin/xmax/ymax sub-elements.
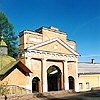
<box><xmin>0</xmin><ymin>35</ymin><xmax>7</xmax><ymax>46</ymax></box>
<box><xmin>27</xmin><ymin>38</ymin><xmax>79</xmax><ymax>56</ymax></box>
<box><xmin>78</xmin><ymin>62</ymin><xmax>100</xmax><ymax>74</ymax></box>
<box><xmin>0</xmin><ymin>55</ymin><xmax>32</xmax><ymax>80</ymax></box>
<box><xmin>0</xmin><ymin>40</ymin><xmax>7</xmax><ymax>46</ymax></box>
<box><xmin>0</xmin><ymin>60</ymin><xmax>19</xmax><ymax>75</ymax></box>
<box><xmin>0</xmin><ymin>55</ymin><xmax>16</xmax><ymax>70</ymax></box>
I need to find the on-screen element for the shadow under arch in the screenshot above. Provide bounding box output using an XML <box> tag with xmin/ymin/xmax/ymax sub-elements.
<box><xmin>47</xmin><ymin>65</ymin><xmax>62</xmax><ymax>91</ymax></box>
<box><xmin>68</xmin><ymin>76</ymin><xmax>75</xmax><ymax>90</ymax></box>
<box><xmin>32</xmin><ymin>77</ymin><xmax>40</xmax><ymax>92</ymax></box>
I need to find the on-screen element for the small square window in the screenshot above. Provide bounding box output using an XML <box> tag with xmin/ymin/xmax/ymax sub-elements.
<box><xmin>79</xmin><ymin>83</ymin><xmax>83</xmax><ymax>89</ymax></box>
<box><xmin>86</xmin><ymin>82</ymin><xmax>90</xmax><ymax>89</ymax></box>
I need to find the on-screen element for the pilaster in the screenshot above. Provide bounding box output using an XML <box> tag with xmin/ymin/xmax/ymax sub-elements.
<box><xmin>61</xmin><ymin>71</ymin><xmax>64</xmax><ymax>90</ymax></box>
<box><xmin>42</xmin><ymin>58</ymin><xmax>48</xmax><ymax>92</ymax></box>
<box><xmin>24</xmin><ymin>32</ymin><xmax>27</xmax><ymax>49</ymax></box>
<box><xmin>75</xmin><ymin>60</ymin><xmax>79</xmax><ymax>92</ymax></box>
<box><xmin>63</xmin><ymin>60</ymin><xmax>69</xmax><ymax>90</ymax></box>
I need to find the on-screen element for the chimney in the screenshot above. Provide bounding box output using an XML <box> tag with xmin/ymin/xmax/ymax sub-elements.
<box><xmin>91</xmin><ymin>59</ymin><xmax>95</xmax><ymax>64</ymax></box>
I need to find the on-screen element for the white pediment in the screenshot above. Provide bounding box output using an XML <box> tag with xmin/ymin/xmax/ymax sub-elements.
<box><xmin>27</xmin><ymin>38</ymin><xmax>79</xmax><ymax>56</ymax></box>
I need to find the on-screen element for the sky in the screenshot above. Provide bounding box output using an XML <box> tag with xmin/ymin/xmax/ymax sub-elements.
<box><xmin>0</xmin><ymin>0</ymin><xmax>100</xmax><ymax>62</ymax></box>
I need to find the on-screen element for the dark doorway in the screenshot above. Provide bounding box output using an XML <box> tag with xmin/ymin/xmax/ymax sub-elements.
<box><xmin>68</xmin><ymin>76</ymin><xmax>74</xmax><ymax>89</ymax></box>
<box><xmin>47</xmin><ymin>65</ymin><xmax>61</xmax><ymax>91</ymax></box>
<box><xmin>32</xmin><ymin>77</ymin><xmax>40</xmax><ymax>92</ymax></box>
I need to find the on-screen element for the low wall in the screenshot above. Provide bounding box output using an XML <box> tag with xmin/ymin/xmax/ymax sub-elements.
<box><xmin>91</xmin><ymin>87</ymin><xmax>100</xmax><ymax>91</ymax></box>
<box><xmin>7</xmin><ymin>85</ymin><xmax>31</xmax><ymax>95</ymax></box>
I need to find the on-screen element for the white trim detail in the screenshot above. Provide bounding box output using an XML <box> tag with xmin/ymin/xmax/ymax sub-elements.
<box><xmin>75</xmin><ymin>61</ymin><xmax>79</xmax><ymax>92</ymax></box>
<box><xmin>29</xmin><ymin>37</ymin><xmax>42</xmax><ymax>42</ymax></box>
<box><xmin>27</xmin><ymin>38</ymin><xmax>79</xmax><ymax>56</ymax></box>
<box><xmin>24</xmin><ymin>33</ymin><xmax>27</xmax><ymax>49</ymax></box>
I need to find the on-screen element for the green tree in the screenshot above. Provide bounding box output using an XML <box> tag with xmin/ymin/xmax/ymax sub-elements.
<box><xmin>0</xmin><ymin>12</ymin><xmax>18</xmax><ymax>58</ymax></box>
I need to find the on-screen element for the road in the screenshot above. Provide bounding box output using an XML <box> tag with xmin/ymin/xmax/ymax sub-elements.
<box><xmin>41</xmin><ymin>90</ymin><xmax>100</xmax><ymax>100</ymax></box>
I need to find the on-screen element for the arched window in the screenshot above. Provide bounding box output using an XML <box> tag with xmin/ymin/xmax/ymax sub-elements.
<box><xmin>68</xmin><ymin>76</ymin><xmax>75</xmax><ymax>90</ymax></box>
<box><xmin>32</xmin><ymin>77</ymin><xmax>40</xmax><ymax>92</ymax></box>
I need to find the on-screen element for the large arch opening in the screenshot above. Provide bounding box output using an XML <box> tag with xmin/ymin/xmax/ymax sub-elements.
<box><xmin>32</xmin><ymin>77</ymin><xmax>40</xmax><ymax>92</ymax></box>
<box><xmin>47</xmin><ymin>65</ymin><xmax>62</xmax><ymax>91</ymax></box>
<box><xmin>68</xmin><ymin>76</ymin><xmax>75</xmax><ymax>90</ymax></box>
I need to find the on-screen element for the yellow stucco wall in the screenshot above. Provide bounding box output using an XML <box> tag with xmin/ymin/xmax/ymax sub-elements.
<box><xmin>2</xmin><ymin>68</ymin><xmax>29</xmax><ymax>87</ymax></box>
<box><xmin>68</xmin><ymin>62</ymin><xmax>77</xmax><ymax>78</ymax></box>
<box><xmin>26</xmin><ymin>33</ymin><xmax>42</xmax><ymax>47</ymax></box>
<box><xmin>31</xmin><ymin>59</ymin><xmax>42</xmax><ymax>79</ymax></box>
<box><xmin>78</xmin><ymin>74</ymin><xmax>100</xmax><ymax>91</ymax></box>
<box><xmin>42</xmin><ymin>30</ymin><xmax>66</xmax><ymax>42</ymax></box>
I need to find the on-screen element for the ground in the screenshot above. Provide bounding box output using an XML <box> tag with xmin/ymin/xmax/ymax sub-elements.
<box><xmin>1</xmin><ymin>90</ymin><xmax>100</xmax><ymax>100</ymax></box>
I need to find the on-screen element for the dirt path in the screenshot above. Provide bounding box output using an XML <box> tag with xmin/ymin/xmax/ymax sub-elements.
<box><xmin>1</xmin><ymin>90</ymin><xmax>100</xmax><ymax>100</ymax></box>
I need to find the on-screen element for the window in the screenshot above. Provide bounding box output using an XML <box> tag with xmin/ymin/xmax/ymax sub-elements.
<box><xmin>86</xmin><ymin>82</ymin><xmax>90</xmax><ymax>89</ymax></box>
<box><xmin>79</xmin><ymin>83</ymin><xmax>83</xmax><ymax>89</ymax></box>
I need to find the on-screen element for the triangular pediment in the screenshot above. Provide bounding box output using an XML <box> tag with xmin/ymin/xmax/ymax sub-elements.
<box><xmin>27</xmin><ymin>38</ymin><xmax>79</xmax><ymax>56</ymax></box>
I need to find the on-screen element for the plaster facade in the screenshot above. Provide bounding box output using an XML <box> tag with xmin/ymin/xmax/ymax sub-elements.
<box><xmin>78</xmin><ymin>62</ymin><xmax>100</xmax><ymax>91</ymax></box>
<box><xmin>19</xmin><ymin>26</ymin><xmax>79</xmax><ymax>92</ymax></box>
<box><xmin>2</xmin><ymin>68</ymin><xmax>29</xmax><ymax>87</ymax></box>
<box><xmin>78</xmin><ymin>74</ymin><xmax>100</xmax><ymax>91</ymax></box>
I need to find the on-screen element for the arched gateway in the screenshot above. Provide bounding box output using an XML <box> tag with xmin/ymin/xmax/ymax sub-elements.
<box><xmin>19</xmin><ymin>26</ymin><xmax>79</xmax><ymax>92</ymax></box>
<box><xmin>47</xmin><ymin>65</ymin><xmax>61</xmax><ymax>91</ymax></box>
